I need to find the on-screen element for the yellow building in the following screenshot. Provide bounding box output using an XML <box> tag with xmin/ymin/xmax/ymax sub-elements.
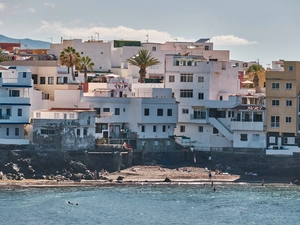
<box><xmin>265</xmin><ymin>61</ymin><xmax>300</xmax><ymax>149</ymax></box>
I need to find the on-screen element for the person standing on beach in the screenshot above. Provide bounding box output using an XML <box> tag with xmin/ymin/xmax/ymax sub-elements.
<box><xmin>209</xmin><ymin>171</ymin><xmax>212</xmax><ymax>179</ymax></box>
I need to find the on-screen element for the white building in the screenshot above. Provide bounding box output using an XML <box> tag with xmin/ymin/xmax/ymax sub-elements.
<box><xmin>31</xmin><ymin>89</ymin><xmax>95</xmax><ymax>151</ymax></box>
<box><xmin>164</xmin><ymin>52</ymin><xmax>266</xmax><ymax>149</ymax></box>
<box><xmin>49</xmin><ymin>39</ymin><xmax>111</xmax><ymax>73</ymax></box>
<box><xmin>0</xmin><ymin>65</ymin><xmax>32</xmax><ymax>145</ymax></box>
<box><xmin>82</xmin><ymin>84</ymin><xmax>178</xmax><ymax>151</ymax></box>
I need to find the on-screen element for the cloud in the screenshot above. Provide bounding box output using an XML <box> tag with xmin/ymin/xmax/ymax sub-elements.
<box><xmin>35</xmin><ymin>21</ymin><xmax>194</xmax><ymax>43</ymax></box>
<box><xmin>28</xmin><ymin>8</ymin><xmax>36</xmax><ymax>13</ymax></box>
<box><xmin>211</xmin><ymin>35</ymin><xmax>257</xmax><ymax>45</ymax></box>
<box><xmin>0</xmin><ymin>3</ymin><xmax>6</xmax><ymax>11</ymax></box>
<box><xmin>44</xmin><ymin>2</ymin><xmax>55</xmax><ymax>7</ymax></box>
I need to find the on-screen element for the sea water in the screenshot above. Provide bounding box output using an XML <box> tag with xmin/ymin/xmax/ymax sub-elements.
<box><xmin>0</xmin><ymin>184</ymin><xmax>299</xmax><ymax>225</ymax></box>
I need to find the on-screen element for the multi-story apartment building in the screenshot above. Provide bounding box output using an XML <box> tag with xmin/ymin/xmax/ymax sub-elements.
<box><xmin>266</xmin><ymin>61</ymin><xmax>300</xmax><ymax>154</ymax></box>
<box><xmin>1</xmin><ymin>60</ymin><xmax>80</xmax><ymax>101</ymax></box>
<box><xmin>82</xmin><ymin>83</ymin><xmax>178</xmax><ymax>151</ymax></box>
<box><xmin>164</xmin><ymin>52</ymin><xmax>266</xmax><ymax>149</ymax></box>
<box><xmin>0</xmin><ymin>65</ymin><xmax>32</xmax><ymax>145</ymax></box>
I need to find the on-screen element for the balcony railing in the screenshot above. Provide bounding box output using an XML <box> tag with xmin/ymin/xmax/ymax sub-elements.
<box><xmin>0</xmin><ymin>115</ymin><xmax>10</xmax><ymax>119</ymax></box>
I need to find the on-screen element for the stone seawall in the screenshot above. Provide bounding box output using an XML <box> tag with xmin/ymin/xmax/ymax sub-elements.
<box><xmin>0</xmin><ymin>147</ymin><xmax>300</xmax><ymax>180</ymax></box>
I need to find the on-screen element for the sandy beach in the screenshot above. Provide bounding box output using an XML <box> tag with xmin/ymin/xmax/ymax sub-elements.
<box><xmin>0</xmin><ymin>165</ymin><xmax>294</xmax><ymax>188</ymax></box>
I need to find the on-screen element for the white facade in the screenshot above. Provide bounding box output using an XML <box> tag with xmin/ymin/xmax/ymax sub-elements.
<box><xmin>82</xmin><ymin>87</ymin><xmax>178</xmax><ymax>149</ymax></box>
<box><xmin>0</xmin><ymin>65</ymin><xmax>32</xmax><ymax>145</ymax></box>
<box><xmin>49</xmin><ymin>39</ymin><xmax>111</xmax><ymax>72</ymax></box>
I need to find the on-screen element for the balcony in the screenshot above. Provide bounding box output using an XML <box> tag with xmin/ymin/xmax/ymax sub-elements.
<box><xmin>231</xmin><ymin>120</ymin><xmax>264</xmax><ymax>131</ymax></box>
<box><xmin>0</xmin><ymin>115</ymin><xmax>10</xmax><ymax>120</ymax></box>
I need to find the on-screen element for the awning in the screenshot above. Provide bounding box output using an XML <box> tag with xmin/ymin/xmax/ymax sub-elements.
<box><xmin>241</xmin><ymin>80</ymin><xmax>253</xmax><ymax>84</ymax></box>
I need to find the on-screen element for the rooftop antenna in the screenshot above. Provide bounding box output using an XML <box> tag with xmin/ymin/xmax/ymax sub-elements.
<box><xmin>146</xmin><ymin>34</ymin><xmax>149</xmax><ymax>43</ymax></box>
<box><xmin>47</xmin><ymin>37</ymin><xmax>52</xmax><ymax>43</ymax></box>
<box><xmin>89</xmin><ymin>36</ymin><xmax>93</xmax><ymax>41</ymax></box>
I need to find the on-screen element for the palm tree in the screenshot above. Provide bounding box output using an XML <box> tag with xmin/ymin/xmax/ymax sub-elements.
<box><xmin>246</xmin><ymin>64</ymin><xmax>265</xmax><ymax>88</ymax></box>
<box><xmin>59</xmin><ymin>46</ymin><xmax>80</xmax><ymax>81</ymax></box>
<box><xmin>77</xmin><ymin>56</ymin><xmax>94</xmax><ymax>82</ymax></box>
<box><xmin>127</xmin><ymin>49</ymin><xmax>160</xmax><ymax>83</ymax></box>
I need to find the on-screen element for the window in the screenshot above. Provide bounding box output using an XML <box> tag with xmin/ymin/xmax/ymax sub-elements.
<box><xmin>285</xmin><ymin>117</ymin><xmax>292</xmax><ymax>123</ymax></box>
<box><xmin>57</xmin><ymin>77</ymin><xmax>63</xmax><ymax>84</ymax></box>
<box><xmin>213</xmin><ymin>128</ymin><xmax>218</xmax><ymax>134</ymax></box>
<box><xmin>286</xmin><ymin>100</ymin><xmax>292</xmax><ymax>106</ymax></box>
<box><xmin>18</xmin><ymin>109</ymin><xmax>22</xmax><ymax>116</ymax></box>
<box><xmin>48</xmin><ymin>77</ymin><xmax>54</xmax><ymax>84</ymax></box>
<box><xmin>199</xmin><ymin>126</ymin><xmax>203</xmax><ymax>132</ymax></box>
<box><xmin>123</xmin><ymin>108</ymin><xmax>126</xmax><ymax>112</ymax></box>
<box><xmin>36</xmin><ymin>112</ymin><xmax>41</xmax><ymax>118</ymax></box>
<box><xmin>284</xmin><ymin>137</ymin><xmax>295</xmax><ymax>144</ymax></box>
<box><xmin>152</xmin><ymin>46</ymin><xmax>156</xmax><ymax>51</ymax></box>
<box><xmin>180</xmin><ymin>89</ymin><xmax>193</xmax><ymax>98</ymax></box>
<box><xmin>240</xmin><ymin>134</ymin><xmax>248</xmax><ymax>141</ymax></box>
<box><xmin>187</xmin><ymin>61</ymin><xmax>192</xmax><ymax>66</ymax></box>
<box><xmin>180</xmin><ymin>126</ymin><xmax>185</xmax><ymax>132</ymax></box>
<box><xmin>9</xmin><ymin>90</ymin><xmax>20</xmax><ymax>97</ymax></box>
<box><xmin>41</xmin><ymin>129</ymin><xmax>55</xmax><ymax>135</ymax></box>
<box><xmin>44</xmin><ymin>93</ymin><xmax>49</xmax><ymax>100</ymax></box>
<box><xmin>70</xmin><ymin>113</ymin><xmax>75</xmax><ymax>119</ymax></box>
<box><xmin>167</xmin><ymin>109</ymin><xmax>172</xmax><ymax>116</ymax></box>
<box><xmin>63</xmin><ymin>113</ymin><xmax>67</xmax><ymax>119</ymax></box>
<box><xmin>15</xmin><ymin>128</ymin><xmax>19</xmax><ymax>136</ymax></box>
<box><xmin>6</xmin><ymin>109</ymin><xmax>11</xmax><ymax>116</ymax></box>
<box><xmin>0</xmin><ymin>72</ymin><xmax>2</xmax><ymax>78</ymax></box>
<box><xmin>272</xmin><ymin>100</ymin><xmax>280</xmax><ymax>106</ymax></box>
<box><xmin>272</xmin><ymin>83</ymin><xmax>279</xmax><ymax>89</ymax></box>
<box><xmin>288</xmin><ymin>65</ymin><xmax>293</xmax><ymax>71</ymax></box>
<box><xmin>6</xmin><ymin>128</ymin><xmax>9</xmax><ymax>136</ymax></box>
<box><xmin>271</xmin><ymin>116</ymin><xmax>280</xmax><ymax>128</ymax></box>
<box><xmin>141</xmin><ymin>125</ymin><xmax>145</xmax><ymax>132</ymax></box>
<box><xmin>40</xmin><ymin>77</ymin><xmax>46</xmax><ymax>84</ymax></box>
<box><xmin>193</xmin><ymin>110</ymin><xmax>206</xmax><ymax>119</ymax></box>
<box><xmin>115</xmin><ymin>108</ymin><xmax>120</xmax><ymax>115</ymax></box>
<box><xmin>103</xmin><ymin>108</ymin><xmax>110</xmax><ymax>112</ymax></box>
<box><xmin>157</xmin><ymin>109</ymin><xmax>163</xmax><ymax>116</ymax></box>
<box><xmin>269</xmin><ymin>136</ymin><xmax>276</xmax><ymax>143</ymax></box>
<box><xmin>54</xmin><ymin>113</ymin><xmax>59</xmax><ymax>119</ymax></box>
<box><xmin>144</xmin><ymin>108</ymin><xmax>149</xmax><ymax>116</ymax></box>
<box><xmin>198</xmin><ymin>76</ymin><xmax>204</xmax><ymax>82</ymax></box>
<box><xmin>286</xmin><ymin>83</ymin><xmax>292</xmax><ymax>89</ymax></box>
<box><xmin>76</xmin><ymin>129</ymin><xmax>80</xmax><ymax>136</ymax></box>
<box><xmin>153</xmin><ymin>125</ymin><xmax>156</xmax><ymax>132</ymax></box>
<box><xmin>169</xmin><ymin>75</ymin><xmax>175</xmax><ymax>82</ymax></box>
<box><xmin>205</xmin><ymin>46</ymin><xmax>209</xmax><ymax>50</ymax></box>
<box><xmin>162</xmin><ymin>125</ymin><xmax>166</xmax><ymax>132</ymax></box>
<box><xmin>180</xmin><ymin>73</ymin><xmax>193</xmax><ymax>82</ymax></box>
<box><xmin>84</xmin><ymin>128</ymin><xmax>88</xmax><ymax>136</ymax></box>
<box><xmin>198</xmin><ymin>93</ymin><xmax>204</xmax><ymax>100</ymax></box>
<box><xmin>182</xmin><ymin>109</ymin><xmax>189</xmax><ymax>114</ymax></box>
<box><xmin>23</xmin><ymin>72</ymin><xmax>26</xmax><ymax>78</ymax></box>
<box><xmin>219</xmin><ymin>96</ymin><xmax>223</xmax><ymax>101</ymax></box>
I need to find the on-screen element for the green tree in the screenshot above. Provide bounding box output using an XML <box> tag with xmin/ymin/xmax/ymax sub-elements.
<box><xmin>59</xmin><ymin>46</ymin><xmax>80</xmax><ymax>81</ymax></box>
<box><xmin>77</xmin><ymin>56</ymin><xmax>94</xmax><ymax>82</ymax></box>
<box><xmin>127</xmin><ymin>49</ymin><xmax>160</xmax><ymax>83</ymax></box>
<box><xmin>246</xmin><ymin>64</ymin><xmax>265</xmax><ymax>88</ymax></box>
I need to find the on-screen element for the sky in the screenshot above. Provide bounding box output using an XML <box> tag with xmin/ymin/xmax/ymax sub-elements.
<box><xmin>0</xmin><ymin>0</ymin><xmax>299</xmax><ymax>66</ymax></box>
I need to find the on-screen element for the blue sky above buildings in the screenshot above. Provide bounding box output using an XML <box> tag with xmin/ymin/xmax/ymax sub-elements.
<box><xmin>0</xmin><ymin>0</ymin><xmax>299</xmax><ymax>66</ymax></box>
